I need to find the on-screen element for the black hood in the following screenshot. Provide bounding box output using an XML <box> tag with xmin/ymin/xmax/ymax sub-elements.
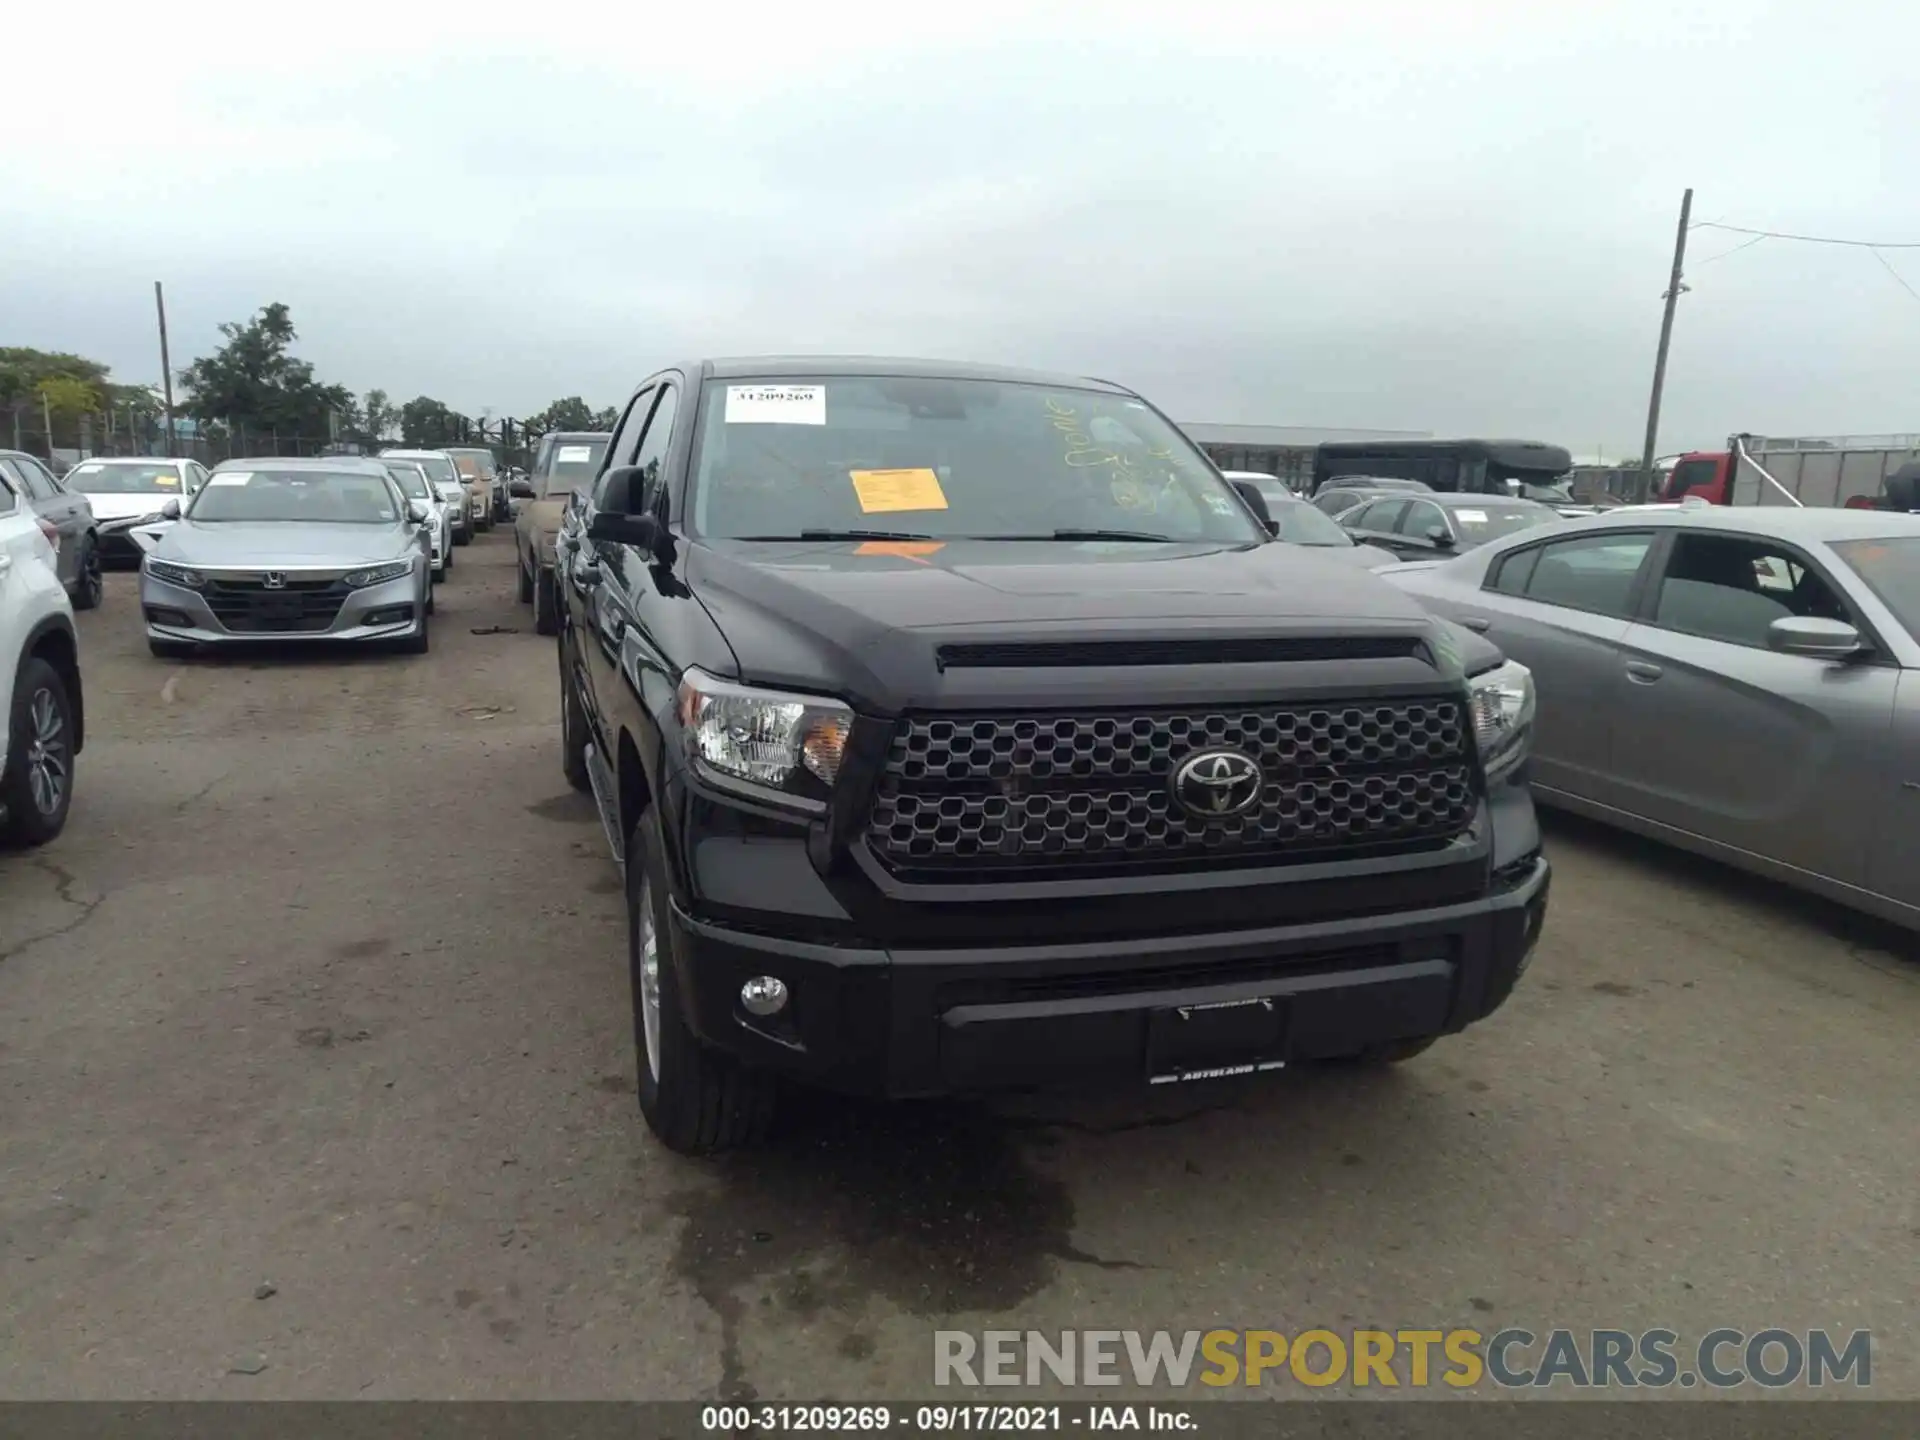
<box><xmin>687</xmin><ymin>538</ymin><xmax>1498</xmax><ymax>713</ymax></box>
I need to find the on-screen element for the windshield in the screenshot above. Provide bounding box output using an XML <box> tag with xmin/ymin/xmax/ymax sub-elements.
<box><xmin>385</xmin><ymin>453</ymin><xmax>459</xmax><ymax>485</ymax></box>
<box><xmin>1269</xmin><ymin>499</ymin><xmax>1353</xmax><ymax>546</ymax></box>
<box><xmin>64</xmin><ymin>460</ymin><xmax>185</xmax><ymax>495</ymax></box>
<box><xmin>382</xmin><ymin>464</ymin><xmax>431</xmax><ymax>499</ymax></box>
<box><xmin>188</xmin><ymin>469</ymin><xmax>402</xmax><ymax>524</ymax></box>
<box><xmin>1517</xmin><ymin>481</ymin><xmax>1575</xmax><ymax>503</ymax></box>
<box><xmin>1451</xmin><ymin>500</ymin><xmax>1563</xmax><ymax>546</ymax></box>
<box><xmin>690</xmin><ymin>376</ymin><xmax>1264</xmax><ymax>544</ymax></box>
<box><xmin>539</xmin><ymin>439</ymin><xmax>608</xmax><ymax>497</ymax></box>
<box><xmin>448</xmin><ymin>450</ymin><xmax>497</xmax><ymax>479</ymax></box>
<box><xmin>1831</xmin><ymin>537</ymin><xmax>1920</xmax><ymax>642</ymax></box>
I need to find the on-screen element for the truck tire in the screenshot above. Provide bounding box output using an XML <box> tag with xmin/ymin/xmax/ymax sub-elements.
<box><xmin>1</xmin><ymin>658</ymin><xmax>76</xmax><ymax>847</ymax></box>
<box><xmin>559</xmin><ymin>661</ymin><xmax>591</xmax><ymax>793</ymax></box>
<box><xmin>628</xmin><ymin>803</ymin><xmax>777</xmax><ymax>1154</ymax></box>
<box><xmin>517</xmin><ymin>557</ymin><xmax>533</xmax><ymax>603</ymax></box>
<box><xmin>533</xmin><ymin>568</ymin><xmax>559</xmax><ymax>636</ymax></box>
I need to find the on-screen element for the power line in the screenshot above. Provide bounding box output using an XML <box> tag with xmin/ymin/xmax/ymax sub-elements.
<box><xmin>1690</xmin><ymin>221</ymin><xmax>1920</xmax><ymax>249</ymax></box>
<box><xmin>1870</xmin><ymin>249</ymin><xmax>1920</xmax><ymax>307</ymax></box>
<box><xmin>1694</xmin><ymin>234</ymin><xmax>1769</xmax><ymax>266</ymax></box>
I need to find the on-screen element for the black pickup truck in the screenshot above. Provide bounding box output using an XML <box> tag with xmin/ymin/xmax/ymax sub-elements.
<box><xmin>555</xmin><ymin>357</ymin><xmax>1550</xmax><ymax>1153</ymax></box>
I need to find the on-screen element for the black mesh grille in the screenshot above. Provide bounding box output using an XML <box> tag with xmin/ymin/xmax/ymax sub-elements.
<box><xmin>866</xmin><ymin>699</ymin><xmax>1474</xmax><ymax>874</ymax></box>
<box><xmin>204</xmin><ymin>577</ymin><xmax>350</xmax><ymax>634</ymax></box>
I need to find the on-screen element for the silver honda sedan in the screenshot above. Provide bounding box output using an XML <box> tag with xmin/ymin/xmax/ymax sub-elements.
<box><xmin>141</xmin><ymin>457</ymin><xmax>434</xmax><ymax>660</ymax></box>
<box><xmin>1381</xmin><ymin>504</ymin><xmax>1920</xmax><ymax>929</ymax></box>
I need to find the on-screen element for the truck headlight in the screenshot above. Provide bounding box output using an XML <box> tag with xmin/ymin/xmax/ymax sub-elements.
<box><xmin>343</xmin><ymin>559</ymin><xmax>414</xmax><ymax>588</ymax></box>
<box><xmin>676</xmin><ymin>667</ymin><xmax>852</xmax><ymax>812</ymax></box>
<box><xmin>146</xmin><ymin>559</ymin><xmax>204</xmax><ymax>589</ymax></box>
<box><xmin>1468</xmin><ymin>660</ymin><xmax>1534</xmax><ymax>783</ymax></box>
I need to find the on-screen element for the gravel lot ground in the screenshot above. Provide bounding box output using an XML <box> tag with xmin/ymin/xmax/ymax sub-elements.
<box><xmin>3</xmin><ymin>533</ymin><xmax>1916</xmax><ymax>1401</ymax></box>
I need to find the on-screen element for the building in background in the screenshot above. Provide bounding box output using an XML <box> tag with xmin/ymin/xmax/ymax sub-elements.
<box><xmin>1180</xmin><ymin>422</ymin><xmax>1432</xmax><ymax>487</ymax></box>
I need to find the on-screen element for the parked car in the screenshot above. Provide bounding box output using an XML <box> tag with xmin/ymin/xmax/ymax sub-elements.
<box><xmin>0</xmin><ymin>450</ymin><xmax>103</xmax><ymax>610</ymax></box>
<box><xmin>556</xmin><ymin>356</ymin><xmax>1548</xmax><ymax>1153</ymax></box>
<box><xmin>1222</xmin><ymin>473</ymin><xmax>1402</xmax><ymax>570</ymax></box>
<box><xmin>380</xmin><ymin>458</ymin><xmax>452</xmax><ymax>582</ymax></box>
<box><xmin>0</xmin><ymin>466</ymin><xmax>84</xmax><ymax>846</ymax></box>
<box><xmin>444</xmin><ymin>446</ymin><xmax>505</xmax><ymax>528</ymax></box>
<box><xmin>61</xmin><ymin>456</ymin><xmax>212</xmax><ymax>567</ymax></box>
<box><xmin>380</xmin><ymin>449</ymin><xmax>472</xmax><ymax>545</ymax></box>
<box><xmin>141</xmin><ymin>457</ymin><xmax>434</xmax><ymax>659</ymax></box>
<box><xmin>1341</xmin><ymin>492</ymin><xmax>1564</xmax><ymax>562</ymax></box>
<box><xmin>516</xmin><ymin>431</ymin><xmax>609</xmax><ymax>635</ymax></box>
<box><xmin>1381</xmin><ymin>505</ymin><xmax>1920</xmax><ymax>928</ymax></box>
<box><xmin>1310</xmin><ymin>476</ymin><xmax>1432</xmax><ymax>519</ymax></box>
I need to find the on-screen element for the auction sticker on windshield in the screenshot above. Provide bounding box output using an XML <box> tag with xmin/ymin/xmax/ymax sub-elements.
<box><xmin>726</xmin><ymin>384</ymin><xmax>826</xmax><ymax>426</ymax></box>
<box><xmin>556</xmin><ymin>445</ymin><xmax>593</xmax><ymax>463</ymax></box>
<box><xmin>850</xmin><ymin>467</ymin><xmax>948</xmax><ymax>513</ymax></box>
<box><xmin>208</xmin><ymin>472</ymin><xmax>254</xmax><ymax>486</ymax></box>
<box><xmin>1456</xmin><ymin>510</ymin><xmax>1487</xmax><ymax>523</ymax></box>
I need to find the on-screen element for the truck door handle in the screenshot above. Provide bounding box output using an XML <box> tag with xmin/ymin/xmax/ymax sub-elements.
<box><xmin>1459</xmin><ymin>615</ymin><xmax>1491</xmax><ymax>633</ymax></box>
<box><xmin>0</xmin><ymin>553</ymin><xmax>11</xmax><ymax>575</ymax></box>
<box><xmin>574</xmin><ymin>557</ymin><xmax>603</xmax><ymax>588</ymax></box>
<box><xmin>1625</xmin><ymin>660</ymin><xmax>1663</xmax><ymax>683</ymax></box>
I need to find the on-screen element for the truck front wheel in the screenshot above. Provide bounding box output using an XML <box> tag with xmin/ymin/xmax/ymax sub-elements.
<box><xmin>627</xmin><ymin>804</ymin><xmax>777</xmax><ymax>1154</ymax></box>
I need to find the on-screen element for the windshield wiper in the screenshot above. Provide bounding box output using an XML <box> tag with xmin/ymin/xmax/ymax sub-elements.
<box><xmin>735</xmin><ymin>528</ymin><xmax>941</xmax><ymax>542</ymax></box>
<box><xmin>970</xmin><ymin>528</ymin><xmax>1175</xmax><ymax>543</ymax></box>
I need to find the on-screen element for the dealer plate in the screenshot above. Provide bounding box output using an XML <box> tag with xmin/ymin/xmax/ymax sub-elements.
<box><xmin>1145</xmin><ymin>995</ymin><xmax>1287</xmax><ymax>1085</ymax></box>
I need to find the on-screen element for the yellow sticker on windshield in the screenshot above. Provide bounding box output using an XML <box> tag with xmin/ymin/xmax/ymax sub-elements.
<box><xmin>850</xmin><ymin>468</ymin><xmax>948</xmax><ymax>514</ymax></box>
<box><xmin>153</xmin><ymin>475</ymin><xmax>180</xmax><ymax>487</ymax></box>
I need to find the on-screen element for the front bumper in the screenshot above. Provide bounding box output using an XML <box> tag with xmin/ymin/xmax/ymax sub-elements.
<box><xmin>666</xmin><ymin>851</ymin><xmax>1549</xmax><ymax>1098</ymax></box>
<box><xmin>141</xmin><ymin>569</ymin><xmax>425</xmax><ymax>644</ymax></box>
<box><xmin>98</xmin><ymin>519</ymin><xmax>169</xmax><ymax>565</ymax></box>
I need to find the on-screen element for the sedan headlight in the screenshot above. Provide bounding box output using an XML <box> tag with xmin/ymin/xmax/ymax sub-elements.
<box><xmin>1468</xmin><ymin>660</ymin><xmax>1535</xmax><ymax>782</ymax></box>
<box><xmin>343</xmin><ymin>559</ymin><xmax>415</xmax><ymax>589</ymax></box>
<box><xmin>146</xmin><ymin>559</ymin><xmax>205</xmax><ymax>589</ymax></box>
<box><xmin>676</xmin><ymin>667</ymin><xmax>852</xmax><ymax>811</ymax></box>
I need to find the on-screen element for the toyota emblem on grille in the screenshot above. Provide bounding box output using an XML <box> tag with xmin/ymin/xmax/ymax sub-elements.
<box><xmin>1171</xmin><ymin>748</ymin><xmax>1264</xmax><ymax>819</ymax></box>
<box><xmin>262</xmin><ymin>572</ymin><xmax>287</xmax><ymax>590</ymax></box>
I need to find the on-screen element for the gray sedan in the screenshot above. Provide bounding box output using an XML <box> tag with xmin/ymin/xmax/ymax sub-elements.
<box><xmin>141</xmin><ymin>457</ymin><xmax>434</xmax><ymax>660</ymax></box>
<box><xmin>1381</xmin><ymin>505</ymin><xmax>1920</xmax><ymax>929</ymax></box>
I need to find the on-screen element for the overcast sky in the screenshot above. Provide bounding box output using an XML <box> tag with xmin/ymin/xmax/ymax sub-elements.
<box><xmin>6</xmin><ymin>0</ymin><xmax>1917</xmax><ymax>455</ymax></box>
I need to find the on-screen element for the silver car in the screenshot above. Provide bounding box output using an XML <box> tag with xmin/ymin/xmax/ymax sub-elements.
<box><xmin>379</xmin><ymin>458</ymin><xmax>452</xmax><ymax>580</ymax></box>
<box><xmin>141</xmin><ymin>457</ymin><xmax>434</xmax><ymax>660</ymax></box>
<box><xmin>380</xmin><ymin>449</ymin><xmax>473</xmax><ymax>545</ymax></box>
<box><xmin>1381</xmin><ymin>505</ymin><xmax>1920</xmax><ymax>928</ymax></box>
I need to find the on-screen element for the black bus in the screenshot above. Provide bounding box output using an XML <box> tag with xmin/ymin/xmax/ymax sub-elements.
<box><xmin>1310</xmin><ymin>439</ymin><xmax>1573</xmax><ymax>498</ymax></box>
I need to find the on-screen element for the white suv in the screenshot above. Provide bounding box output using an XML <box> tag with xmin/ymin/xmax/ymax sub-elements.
<box><xmin>0</xmin><ymin>466</ymin><xmax>84</xmax><ymax>845</ymax></box>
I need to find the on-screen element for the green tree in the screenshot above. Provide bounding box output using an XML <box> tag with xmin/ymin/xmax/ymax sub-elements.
<box><xmin>400</xmin><ymin>395</ymin><xmax>468</xmax><ymax>446</ymax></box>
<box><xmin>36</xmin><ymin>375</ymin><xmax>102</xmax><ymax>417</ymax></box>
<box><xmin>177</xmin><ymin>302</ymin><xmax>352</xmax><ymax>438</ymax></box>
<box><xmin>361</xmin><ymin>389</ymin><xmax>397</xmax><ymax>443</ymax></box>
<box><xmin>0</xmin><ymin>348</ymin><xmax>112</xmax><ymax>407</ymax></box>
<box><xmin>587</xmin><ymin>405</ymin><xmax>620</xmax><ymax>430</ymax></box>
<box><xmin>533</xmin><ymin>396</ymin><xmax>595</xmax><ymax>431</ymax></box>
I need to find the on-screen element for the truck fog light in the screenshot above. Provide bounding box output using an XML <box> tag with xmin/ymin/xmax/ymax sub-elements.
<box><xmin>740</xmin><ymin>976</ymin><xmax>789</xmax><ymax>1016</ymax></box>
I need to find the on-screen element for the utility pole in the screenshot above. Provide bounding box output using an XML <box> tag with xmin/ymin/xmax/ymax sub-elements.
<box><xmin>1636</xmin><ymin>187</ymin><xmax>1693</xmax><ymax>501</ymax></box>
<box><xmin>155</xmin><ymin>280</ymin><xmax>177</xmax><ymax>458</ymax></box>
<box><xmin>42</xmin><ymin>388</ymin><xmax>55</xmax><ymax>461</ymax></box>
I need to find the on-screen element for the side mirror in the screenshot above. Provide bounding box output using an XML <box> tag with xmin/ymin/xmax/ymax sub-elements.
<box><xmin>1767</xmin><ymin>615</ymin><xmax>1862</xmax><ymax>659</ymax></box>
<box><xmin>510</xmin><ymin>478</ymin><xmax>535</xmax><ymax>498</ymax></box>
<box><xmin>595</xmin><ymin>464</ymin><xmax>648</xmax><ymax>516</ymax></box>
<box><xmin>407</xmin><ymin>500</ymin><xmax>430</xmax><ymax>523</ymax></box>
<box><xmin>1229</xmin><ymin>480</ymin><xmax>1274</xmax><ymax>533</ymax></box>
<box><xmin>589</xmin><ymin>510</ymin><xmax>661</xmax><ymax>552</ymax></box>
<box><xmin>1425</xmin><ymin>524</ymin><xmax>1454</xmax><ymax>548</ymax></box>
<box><xmin>159</xmin><ymin>498</ymin><xmax>182</xmax><ymax>520</ymax></box>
